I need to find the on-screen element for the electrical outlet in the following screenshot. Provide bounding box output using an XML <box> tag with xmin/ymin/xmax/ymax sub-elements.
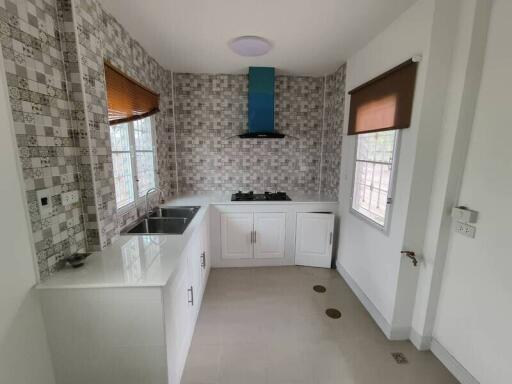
<box><xmin>36</xmin><ymin>189</ymin><xmax>52</xmax><ymax>218</ymax></box>
<box><xmin>455</xmin><ymin>221</ymin><xmax>476</xmax><ymax>238</ymax></box>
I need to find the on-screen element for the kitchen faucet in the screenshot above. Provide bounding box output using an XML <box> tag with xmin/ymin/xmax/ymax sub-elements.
<box><xmin>145</xmin><ymin>187</ymin><xmax>166</xmax><ymax>218</ymax></box>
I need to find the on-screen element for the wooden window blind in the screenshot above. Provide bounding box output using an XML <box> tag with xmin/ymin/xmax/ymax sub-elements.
<box><xmin>347</xmin><ymin>59</ymin><xmax>418</xmax><ymax>135</ymax></box>
<box><xmin>104</xmin><ymin>61</ymin><xmax>160</xmax><ymax>125</ymax></box>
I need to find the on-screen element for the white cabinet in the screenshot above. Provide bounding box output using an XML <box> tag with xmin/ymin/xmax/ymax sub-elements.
<box><xmin>199</xmin><ymin>210</ymin><xmax>210</xmax><ymax>294</ymax></box>
<box><xmin>221</xmin><ymin>213</ymin><xmax>254</xmax><ymax>259</ymax></box>
<box><xmin>164</xmin><ymin>261</ymin><xmax>192</xmax><ymax>383</ymax></box>
<box><xmin>221</xmin><ymin>212</ymin><xmax>286</xmax><ymax>260</ymax></box>
<box><xmin>295</xmin><ymin>212</ymin><xmax>335</xmax><ymax>268</ymax></box>
<box><xmin>186</xmin><ymin>231</ymin><xmax>203</xmax><ymax>318</ymax></box>
<box><xmin>253</xmin><ymin>212</ymin><xmax>286</xmax><ymax>259</ymax></box>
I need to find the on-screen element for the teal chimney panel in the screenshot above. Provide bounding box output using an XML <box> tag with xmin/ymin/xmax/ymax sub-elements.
<box><xmin>248</xmin><ymin>67</ymin><xmax>275</xmax><ymax>133</ymax></box>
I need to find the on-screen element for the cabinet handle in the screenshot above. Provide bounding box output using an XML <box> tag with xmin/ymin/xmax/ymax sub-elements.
<box><xmin>188</xmin><ymin>286</ymin><xmax>194</xmax><ymax>305</ymax></box>
<box><xmin>201</xmin><ymin>251</ymin><xmax>206</xmax><ymax>268</ymax></box>
<box><xmin>254</xmin><ymin>230</ymin><xmax>256</xmax><ymax>243</ymax></box>
<box><xmin>250</xmin><ymin>230</ymin><xmax>254</xmax><ymax>244</ymax></box>
<box><xmin>329</xmin><ymin>232</ymin><xmax>333</xmax><ymax>245</ymax></box>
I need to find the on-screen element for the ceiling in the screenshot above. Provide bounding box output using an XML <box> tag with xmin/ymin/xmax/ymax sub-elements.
<box><xmin>100</xmin><ymin>0</ymin><xmax>418</xmax><ymax>76</ymax></box>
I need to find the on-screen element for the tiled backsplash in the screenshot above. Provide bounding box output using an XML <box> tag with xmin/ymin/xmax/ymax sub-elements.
<box><xmin>0</xmin><ymin>0</ymin><xmax>86</xmax><ymax>279</ymax></box>
<box><xmin>0</xmin><ymin>0</ymin><xmax>345</xmax><ymax>280</ymax></box>
<box><xmin>173</xmin><ymin>72</ymin><xmax>345</xmax><ymax>196</ymax></box>
<box><xmin>321</xmin><ymin>64</ymin><xmax>346</xmax><ymax>196</ymax></box>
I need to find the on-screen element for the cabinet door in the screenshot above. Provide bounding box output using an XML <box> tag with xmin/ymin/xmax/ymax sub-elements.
<box><xmin>295</xmin><ymin>212</ymin><xmax>334</xmax><ymax>268</ymax></box>
<box><xmin>165</xmin><ymin>263</ymin><xmax>192</xmax><ymax>383</ymax></box>
<box><xmin>200</xmin><ymin>212</ymin><xmax>210</xmax><ymax>290</ymax></box>
<box><xmin>187</xmin><ymin>232</ymin><xmax>203</xmax><ymax>317</ymax></box>
<box><xmin>253</xmin><ymin>212</ymin><xmax>286</xmax><ymax>259</ymax></box>
<box><xmin>221</xmin><ymin>213</ymin><xmax>253</xmax><ymax>259</ymax></box>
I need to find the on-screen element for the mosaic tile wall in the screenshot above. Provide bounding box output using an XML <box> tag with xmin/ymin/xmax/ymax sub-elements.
<box><xmin>0</xmin><ymin>0</ymin><xmax>175</xmax><ymax>278</ymax></box>
<box><xmin>0</xmin><ymin>0</ymin><xmax>86</xmax><ymax>279</ymax></box>
<box><xmin>63</xmin><ymin>0</ymin><xmax>176</xmax><ymax>246</ymax></box>
<box><xmin>173</xmin><ymin>73</ymin><xmax>328</xmax><ymax>193</ymax></box>
<box><xmin>321</xmin><ymin>64</ymin><xmax>346</xmax><ymax>197</ymax></box>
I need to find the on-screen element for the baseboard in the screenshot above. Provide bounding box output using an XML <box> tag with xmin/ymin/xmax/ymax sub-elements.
<box><xmin>410</xmin><ymin>327</ymin><xmax>432</xmax><ymax>351</ymax></box>
<box><xmin>431</xmin><ymin>339</ymin><xmax>479</xmax><ymax>384</ymax></box>
<box><xmin>336</xmin><ymin>261</ymin><xmax>408</xmax><ymax>340</ymax></box>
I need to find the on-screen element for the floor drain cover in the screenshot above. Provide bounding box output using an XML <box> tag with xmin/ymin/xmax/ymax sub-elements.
<box><xmin>391</xmin><ymin>352</ymin><xmax>409</xmax><ymax>364</ymax></box>
<box><xmin>313</xmin><ymin>285</ymin><xmax>326</xmax><ymax>293</ymax></box>
<box><xmin>325</xmin><ymin>308</ymin><xmax>341</xmax><ymax>319</ymax></box>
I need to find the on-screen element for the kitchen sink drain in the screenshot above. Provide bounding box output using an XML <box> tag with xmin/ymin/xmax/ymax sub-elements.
<box><xmin>313</xmin><ymin>285</ymin><xmax>326</xmax><ymax>293</ymax></box>
<box><xmin>325</xmin><ymin>308</ymin><xmax>341</xmax><ymax>319</ymax></box>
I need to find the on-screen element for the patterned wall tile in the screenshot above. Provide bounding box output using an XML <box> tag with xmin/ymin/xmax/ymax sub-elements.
<box><xmin>321</xmin><ymin>64</ymin><xmax>346</xmax><ymax>197</ymax></box>
<box><xmin>173</xmin><ymin>73</ymin><xmax>341</xmax><ymax>194</ymax></box>
<box><xmin>0</xmin><ymin>0</ymin><xmax>86</xmax><ymax>280</ymax></box>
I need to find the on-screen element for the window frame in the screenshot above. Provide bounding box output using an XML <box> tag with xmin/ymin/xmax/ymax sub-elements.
<box><xmin>349</xmin><ymin>129</ymin><xmax>401</xmax><ymax>233</ymax></box>
<box><xmin>111</xmin><ymin>116</ymin><xmax>158</xmax><ymax>214</ymax></box>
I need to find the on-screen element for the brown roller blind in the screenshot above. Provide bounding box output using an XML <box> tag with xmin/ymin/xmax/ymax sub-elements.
<box><xmin>104</xmin><ymin>61</ymin><xmax>160</xmax><ymax>125</ymax></box>
<box><xmin>347</xmin><ymin>59</ymin><xmax>418</xmax><ymax>135</ymax></box>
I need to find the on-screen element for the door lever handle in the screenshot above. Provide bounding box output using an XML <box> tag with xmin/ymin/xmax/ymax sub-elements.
<box><xmin>401</xmin><ymin>251</ymin><xmax>418</xmax><ymax>267</ymax></box>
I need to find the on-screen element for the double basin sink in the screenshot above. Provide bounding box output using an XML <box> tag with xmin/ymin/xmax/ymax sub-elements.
<box><xmin>121</xmin><ymin>206</ymin><xmax>200</xmax><ymax>235</ymax></box>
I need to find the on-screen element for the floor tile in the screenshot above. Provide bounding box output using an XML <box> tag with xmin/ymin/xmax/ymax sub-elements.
<box><xmin>182</xmin><ymin>266</ymin><xmax>458</xmax><ymax>384</ymax></box>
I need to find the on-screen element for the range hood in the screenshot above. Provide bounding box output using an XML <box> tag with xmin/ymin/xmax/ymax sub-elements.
<box><xmin>239</xmin><ymin>67</ymin><xmax>285</xmax><ymax>139</ymax></box>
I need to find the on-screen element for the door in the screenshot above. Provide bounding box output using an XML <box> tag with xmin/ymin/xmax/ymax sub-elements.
<box><xmin>186</xmin><ymin>232</ymin><xmax>203</xmax><ymax>317</ymax></box>
<box><xmin>165</xmin><ymin>263</ymin><xmax>192</xmax><ymax>382</ymax></box>
<box><xmin>200</xmin><ymin>212</ymin><xmax>210</xmax><ymax>289</ymax></box>
<box><xmin>221</xmin><ymin>213</ymin><xmax>253</xmax><ymax>259</ymax></box>
<box><xmin>253</xmin><ymin>212</ymin><xmax>286</xmax><ymax>259</ymax></box>
<box><xmin>295</xmin><ymin>212</ymin><xmax>334</xmax><ymax>268</ymax></box>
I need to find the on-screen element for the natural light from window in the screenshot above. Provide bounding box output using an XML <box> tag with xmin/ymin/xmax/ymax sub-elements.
<box><xmin>110</xmin><ymin>117</ymin><xmax>156</xmax><ymax>210</ymax></box>
<box><xmin>352</xmin><ymin>130</ymin><xmax>397</xmax><ymax>228</ymax></box>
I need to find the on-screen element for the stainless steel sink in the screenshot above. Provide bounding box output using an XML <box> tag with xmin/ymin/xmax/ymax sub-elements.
<box><xmin>121</xmin><ymin>206</ymin><xmax>200</xmax><ymax>235</ymax></box>
<box><xmin>123</xmin><ymin>217</ymin><xmax>190</xmax><ymax>235</ymax></box>
<box><xmin>150</xmin><ymin>206</ymin><xmax>200</xmax><ymax>219</ymax></box>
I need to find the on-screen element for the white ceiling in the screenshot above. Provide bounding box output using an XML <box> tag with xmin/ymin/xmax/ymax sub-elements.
<box><xmin>100</xmin><ymin>0</ymin><xmax>418</xmax><ymax>76</ymax></box>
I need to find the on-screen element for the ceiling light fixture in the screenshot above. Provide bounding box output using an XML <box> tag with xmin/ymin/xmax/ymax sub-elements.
<box><xmin>229</xmin><ymin>36</ymin><xmax>272</xmax><ymax>57</ymax></box>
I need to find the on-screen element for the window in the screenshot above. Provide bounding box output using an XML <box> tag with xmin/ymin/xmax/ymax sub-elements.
<box><xmin>110</xmin><ymin>117</ymin><xmax>157</xmax><ymax>210</ymax></box>
<box><xmin>351</xmin><ymin>130</ymin><xmax>399</xmax><ymax>229</ymax></box>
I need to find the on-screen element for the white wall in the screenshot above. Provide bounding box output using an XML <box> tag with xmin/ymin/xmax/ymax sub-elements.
<box><xmin>433</xmin><ymin>1</ymin><xmax>512</xmax><ymax>382</ymax></box>
<box><xmin>0</xmin><ymin>50</ymin><xmax>56</xmax><ymax>384</ymax></box>
<box><xmin>337</xmin><ymin>0</ymin><xmax>436</xmax><ymax>331</ymax></box>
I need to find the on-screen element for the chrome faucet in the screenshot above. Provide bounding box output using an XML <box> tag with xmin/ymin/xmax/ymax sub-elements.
<box><xmin>145</xmin><ymin>187</ymin><xmax>165</xmax><ymax>218</ymax></box>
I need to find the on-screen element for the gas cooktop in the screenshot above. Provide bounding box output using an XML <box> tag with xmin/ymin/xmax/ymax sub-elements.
<box><xmin>231</xmin><ymin>191</ymin><xmax>292</xmax><ymax>201</ymax></box>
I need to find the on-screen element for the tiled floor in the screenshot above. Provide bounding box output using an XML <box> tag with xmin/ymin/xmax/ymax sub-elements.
<box><xmin>182</xmin><ymin>266</ymin><xmax>458</xmax><ymax>384</ymax></box>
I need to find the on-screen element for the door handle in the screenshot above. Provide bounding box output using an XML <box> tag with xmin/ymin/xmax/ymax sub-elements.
<box><xmin>401</xmin><ymin>251</ymin><xmax>418</xmax><ymax>267</ymax></box>
<box><xmin>329</xmin><ymin>232</ymin><xmax>333</xmax><ymax>245</ymax></box>
<box><xmin>188</xmin><ymin>286</ymin><xmax>194</xmax><ymax>305</ymax></box>
<box><xmin>254</xmin><ymin>230</ymin><xmax>256</xmax><ymax>243</ymax></box>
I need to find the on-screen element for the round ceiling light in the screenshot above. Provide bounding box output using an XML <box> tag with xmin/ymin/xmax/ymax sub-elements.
<box><xmin>229</xmin><ymin>36</ymin><xmax>272</xmax><ymax>57</ymax></box>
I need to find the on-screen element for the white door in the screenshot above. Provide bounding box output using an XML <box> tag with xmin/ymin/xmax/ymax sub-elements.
<box><xmin>200</xmin><ymin>213</ymin><xmax>210</xmax><ymax>289</ymax></box>
<box><xmin>165</xmin><ymin>263</ymin><xmax>192</xmax><ymax>382</ymax></box>
<box><xmin>295</xmin><ymin>212</ymin><xmax>334</xmax><ymax>268</ymax></box>
<box><xmin>186</xmin><ymin>232</ymin><xmax>203</xmax><ymax>317</ymax></box>
<box><xmin>221</xmin><ymin>213</ymin><xmax>253</xmax><ymax>259</ymax></box>
<box><xmin>253</xmin><ymin>212</ymin><xmax>286</xmax><ymax>259</ymax></box>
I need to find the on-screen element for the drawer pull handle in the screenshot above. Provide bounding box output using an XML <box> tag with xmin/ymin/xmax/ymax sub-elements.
<box><xmin>188</xmin><ymin>286</ymin><xmax>194</xmax><ymax>305</ymax></box>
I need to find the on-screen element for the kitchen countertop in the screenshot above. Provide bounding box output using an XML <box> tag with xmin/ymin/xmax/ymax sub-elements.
<box><xmin>167</xmin><ymin>192</ymin><xmax>338</xmax><ymax>206</ymax></box>
<box><xmin>36</xmin><ymin>193</ymin><xmax>338</xmax><ymax>290</ymax></box>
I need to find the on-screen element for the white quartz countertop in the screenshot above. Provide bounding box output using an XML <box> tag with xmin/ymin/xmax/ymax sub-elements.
<box><xmin>36</xmin><ymin>193</ymin><xmax>338</xmax><ymax>290</ymax></box>
<box><xmin>168</xmin><ymin>192</ymin><xmax>338</xmax><ymax>206</ymax></box>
